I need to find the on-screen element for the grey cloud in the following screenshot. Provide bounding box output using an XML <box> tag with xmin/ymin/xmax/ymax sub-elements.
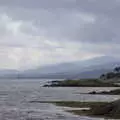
<box><xmin>0</xmin><ymin>0</ymin><xmax>120</xmax><ymax>68</ymax></box>
<box><xmin>0</xmin><ymin>0</ymin><xmax>120</xmax><ymax>48</ymax></box>
<box><xmin>1</xmin><ymin>0</ymin><xmax>120</xmax><ymax>17</ymax></box>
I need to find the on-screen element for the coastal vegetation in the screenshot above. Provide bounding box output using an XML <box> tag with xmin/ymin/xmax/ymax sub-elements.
<box><xmin>43</xmin><ymin>79</ymin><xmax>119</xmax><ymax>87</ymax></box>
<box><xmin>100</xmin><ymin>66</ymin><xmax>120</xmax><ymax>80</ymax></box>
<box><xmin>29</xmin><ymin>100</ymin><xmax>120</xmax><ymax>119</ymax></box>
<box><xmin>89</xmin><ymin>89</ymin><xmax>120</xmax><ymax>95</ymax></box>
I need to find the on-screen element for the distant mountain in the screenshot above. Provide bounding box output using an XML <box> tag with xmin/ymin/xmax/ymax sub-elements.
<box><xmin>0</xmin><ymin>69</ymin><xmax>19</xmax><ymax>78</ymax></box>
<box><xmin>0</xmin><ymin>56</ymin><xmax>120</xmax><ymax>79</ymax></box>
<box><xmin>18</xmin><ymin>56</ymin><xmax>120</xmax><ymax>79</ymax></box>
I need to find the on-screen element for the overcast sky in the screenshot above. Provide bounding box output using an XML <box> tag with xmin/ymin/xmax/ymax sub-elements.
<box><xmin>0</xmin><ymin>0</ymin><xmax>119</xmax><ymax>69</ymax></box>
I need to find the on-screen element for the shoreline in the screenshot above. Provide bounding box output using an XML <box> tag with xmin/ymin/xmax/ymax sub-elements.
<box><xmin>43</xmin><ymin>79</ymin><xmax>120</xmax><ymax>87</ymax></box>
<box><xmin>29</xmin><ymin>100</ymin><xmax>120</xmax><ymax>119</ymax></box>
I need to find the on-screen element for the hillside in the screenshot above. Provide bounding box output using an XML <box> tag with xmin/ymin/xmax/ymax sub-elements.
<box><xmin>100</xmin><ymin>66</ymin><xmax>120</xmax><ymax>82</ymax></box>
<box><xmin>0</xmin><ymin>56</ymin><xmax>120</xmax><ymax>79</ymax></box>
<box><xmin>17</xmin><ymin>56</ymin><xmax>120</xmax><ymax>79</ymax></box>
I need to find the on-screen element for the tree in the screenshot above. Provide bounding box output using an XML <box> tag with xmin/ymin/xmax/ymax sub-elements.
<box><xmin>114</xmin><ymin>67</ymin><xmax>120</xmax><ymax>73</ymax></box>
<box><xmin>106</xmin><ymin>72</ymin><xmax>115</xmax><ymax>79</ymax></box>
<box><xmin>100</xmin><ymin>74</ymin><xmax>106</xmax><ymax>79</ymax></box>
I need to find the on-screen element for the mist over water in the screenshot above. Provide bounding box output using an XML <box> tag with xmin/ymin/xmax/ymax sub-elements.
<box><xmin>0</xmin><ymin>79</ymin><xmax>119</xmax><ymax>120</ymax></box>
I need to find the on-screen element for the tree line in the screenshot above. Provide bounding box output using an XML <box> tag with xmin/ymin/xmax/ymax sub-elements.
<box><xmin>100</xmin><ymin>66</ymin><xmax>120</xmax><ymax>80</ymax></box>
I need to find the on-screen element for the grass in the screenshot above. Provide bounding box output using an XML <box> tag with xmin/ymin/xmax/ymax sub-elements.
<box><xmin>44</xmin><ymin>79</ymin><xmax>120</xmax><ymax>87</ymax></box>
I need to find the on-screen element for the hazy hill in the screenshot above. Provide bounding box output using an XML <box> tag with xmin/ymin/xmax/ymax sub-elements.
<box><xmin>18</xmin><ymin>56</ymin><xmax>120</xmax><ymax>79</ymax></box>
<box><xmin>0</xmin><ymin>56</ymin><xmax>120</xmax><ymax>79</ymax></box>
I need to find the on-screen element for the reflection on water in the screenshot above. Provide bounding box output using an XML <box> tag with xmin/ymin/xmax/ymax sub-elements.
<box><xmin>0</xmin><ymin>79</ymin><xmax>119</xmax><ymax>120</ymax></box>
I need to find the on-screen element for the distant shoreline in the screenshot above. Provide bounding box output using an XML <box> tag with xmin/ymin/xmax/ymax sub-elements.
<box><xmin>43</xmin><ymin>79</ymin><xmax>120</xmax><ymax>87</ymax></box>
<box><xmin>89</xmin><ymin>89</ymin><xmax>120</xmax><ymax>95</ymax></box>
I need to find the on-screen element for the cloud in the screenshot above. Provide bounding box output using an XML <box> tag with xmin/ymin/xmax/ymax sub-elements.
<box><xmin>0</xmin><ymin>0</ymin><xmax>119</xmax><ymax>69</ymax></box>
<box><xmin>0</xmin><ymin>13</ymin><xmax>98</xmax><ymax>69</ymax></box>
<box><xmin>2</xmin><ymin>0</ymin><xmax>119</xmax><ymax>44</ymax></box>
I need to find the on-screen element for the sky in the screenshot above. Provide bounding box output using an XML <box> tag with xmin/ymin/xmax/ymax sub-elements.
<box><xmin>0</xmin><ymin>0</ymin><xmax>119</xmax><ymax>70</ymax></box>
